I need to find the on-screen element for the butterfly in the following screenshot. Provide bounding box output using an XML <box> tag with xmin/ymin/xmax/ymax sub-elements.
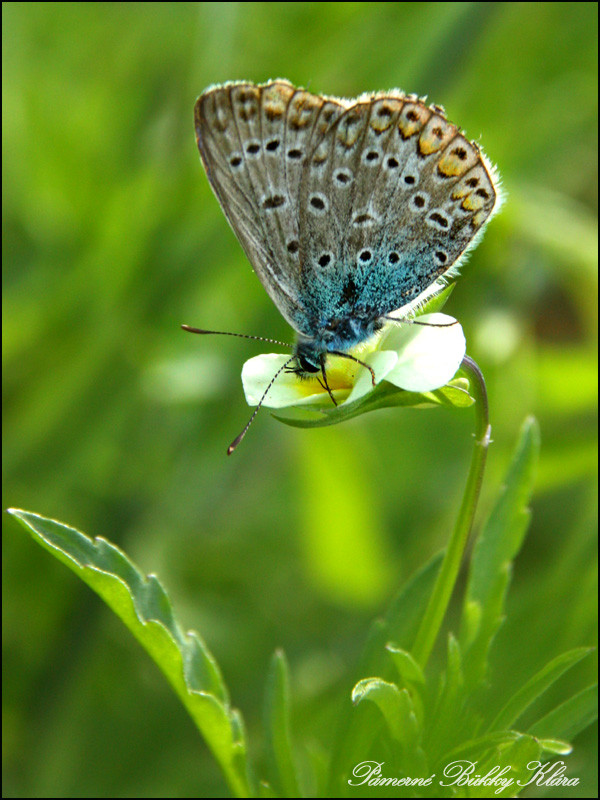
<box><xmin>188</xmin><ymin>79</ymin><xmax>499</xmax><ymax>450</ymax></box>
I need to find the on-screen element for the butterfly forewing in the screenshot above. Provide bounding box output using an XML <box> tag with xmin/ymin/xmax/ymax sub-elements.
<box><xmin>196</xmin><ymin>81</ymin><xmax>345</xmax><ymax>333</ymax></box>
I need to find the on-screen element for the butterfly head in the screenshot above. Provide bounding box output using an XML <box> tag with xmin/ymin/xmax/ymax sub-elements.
<box><xmin>293</xmin><ymin>344</ymin><xmax>321</xmax><ymax>375</ymax></box>
<box><xmin>293</xmin><ymin>310</ymin><xmax>384</xmax><ymax>376</ymax></box>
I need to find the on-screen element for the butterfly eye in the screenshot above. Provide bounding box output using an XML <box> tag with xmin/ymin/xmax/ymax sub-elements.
<box><xmin>297</xmin><ymin>354</ymin><xmax>320</xmax><ymax>373</ymax></box>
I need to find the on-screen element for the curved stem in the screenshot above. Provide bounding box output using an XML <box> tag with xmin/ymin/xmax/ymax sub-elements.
<box><xmin>412</xmin><ymin>355</ymin><xmax>491</xmax><ymax>668</ymax></box>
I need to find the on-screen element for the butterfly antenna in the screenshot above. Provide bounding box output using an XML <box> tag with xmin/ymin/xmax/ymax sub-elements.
<box><xmin>181</xmin><ymin>325</ymin><xmax>294</xmax><ymax>349</ymax></box>
<box><xmin>381</xmin><ymin>316</ymin><xmax>458</xmax><ymax>329</ymax></box>
<box><xmin>227</xmin><ymin>355</ymin><xmax>297</xmax><ymax>455</ymax></box>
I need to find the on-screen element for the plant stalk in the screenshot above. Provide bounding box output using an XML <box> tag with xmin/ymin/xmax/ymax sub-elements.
<box><xmin>412</xmin><ymin>356</ymin><xmax>491</xmax><ymax>668</ymax></box>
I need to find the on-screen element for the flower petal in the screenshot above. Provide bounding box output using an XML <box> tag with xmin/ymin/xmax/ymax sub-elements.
<box><xmin>242</xmin><ymin>353</ymin><xmax>347</xmax><ymax>408</ymax></box>
<box><xmin>242</xmin><ymin>354</ymin><xmax>301</xmax><ymax>407</ymax></box>
<box><xmin>383</xmin><ymin>313</ymin><xmax>466</xmax><ymax>392</ymax></box>
<box><xmin>343</xmin><ymin>350</ymin><xmax>399</xmax><ymax>405</ymax></box>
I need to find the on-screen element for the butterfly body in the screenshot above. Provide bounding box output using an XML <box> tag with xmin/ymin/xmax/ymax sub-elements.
<box><xmin>194</xmin><ymin>80</ymin><xmax>499</xmax><ymax>373</ymax></box>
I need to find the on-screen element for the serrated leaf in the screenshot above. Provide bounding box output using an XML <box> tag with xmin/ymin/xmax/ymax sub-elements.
<box><xmin>489</xmin><ymin>647</ymin><xmax>593</xmax><ymax>732</ymax></box>
<box><xmin>528</xmin><ymin>683</ymin><xmax>598</xmax><ymax>742</ymax></box>
<box><xmin>263</xmin><ymin>650</ymin><xmax>300</xmax><ymax>798</ymax></box>
<box><xmin>460</xmin><ymin>417</ymin><xmax>541</xmax><ymax>686</ymax></box>
<box><xmin>8</xmin><ymin>508</ymin><xmax>252</xmax><ymax>798</ymax></box>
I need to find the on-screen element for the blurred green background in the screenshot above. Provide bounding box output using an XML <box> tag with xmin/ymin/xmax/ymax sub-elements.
<box><xmin>3</xmin><ymin>2</ymin><xmax>597</xmax><ymax>797</ymax></box>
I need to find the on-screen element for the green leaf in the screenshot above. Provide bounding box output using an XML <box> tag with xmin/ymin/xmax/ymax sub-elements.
<box><xmin>460</xmin><ymin>416</ymin><xmax>541</xmax><ymax>686</ymax></box>
<box><xmin>263</xmin><ymin>650</ymin><xmax>301</xmax><ymax>798</ymax></box>
<box><xmin>358</xmin><ymin>550</ymin><xmax>445</xmax><ymax>684</ymax></box>
<box><xmin>477</xmin><ymin>734</ymin><xmax>542</xmax><ymax>798</ymax></box>
<box><xmin>489</xmin><ymin>647</ymin><xmax>593</xmax><ymax>732</ymax></box>
<box><xmin>352</xmin><ymin>678</ymin><xmax>427</xmax><ymax>776</ymax></box>
<box><xmin>537</xmin><ymin>738</ymin><xmax>573</xmax><ymax>755</ymax></box>
<box><xmin>7</xmin><ymin>508</ymin><xmax>252</xmax><ymax>798</ymax></box>
<box><xmin>351</xmin><ymin>677</ymin><xmax>406</xmax><ymax>742</ymax></box>
<box><xmin>271</xmin><ymin>374</ymin><xmax>473</xmax><ymax>430</ymax></box>
<box><xmin>271</xmin><ymin>382</ymin><xmax>440</xmax><ymax>429</ymax></box>
<box><xmin>438</xmin><ymin>730</ymin><xmax>523</xmax><ymax>766</ymax></box>
<box><xmin>383</xmin><ymin>551</ymin><xmax>446</xmax><ymax>653</ymax></box>
<box><xmin>426</xmin><ymin>377</ymin><xmax>475</xmax><ymax>408</ymax></box>
<box><xmin>427</xmin><ymin>635</ymin><xmax>468</xmax><ymax>762</ymax></box>
<box><xmin>385</xmin><ymin>644</ymin><xmax>426</xmax><ymax>685</ymax></box>
<box><xmin>326</xmin><ymin>554</ymin><xmax>443</xmax><ymax>794</ymax></box>
<box><xmin>385</xmin><ymin>644</ymin><xmax>426</xmax><ymax>730</ymax></box>
<box><xmin>418</xmin><ymin>281</ymin><xmax>456</xmax><ymax>314</ymax></box>
<box><xmin>444</xmin><ymin>634</ymin><xmax>465</xmax><ymax>706</ymax></box>
<box><xmin>528</xmin><ymin>683</ymin><xmax>598</xmax><ymax>742</ymax></box>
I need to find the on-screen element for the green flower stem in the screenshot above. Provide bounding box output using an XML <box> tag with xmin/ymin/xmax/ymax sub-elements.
<box><xmin>412</xmin><ymin>355</ymin><xmax>491</xmax><ymax>669</ymax></box>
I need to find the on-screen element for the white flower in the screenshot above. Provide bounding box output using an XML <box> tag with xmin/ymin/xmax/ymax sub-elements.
<box><xmin>241</xmin><ymin>313</ymin><xmax>466</xmax><ymax>411</ymax></box>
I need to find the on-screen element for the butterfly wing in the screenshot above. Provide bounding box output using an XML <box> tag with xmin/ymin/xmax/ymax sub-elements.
<box><xmin>195</xmin><ymin>80</ymin><xmax>346</xmax><ymax>334</ymax></box>
<box><xmin>297</xmin><ymin>92</ymin><xmax>499</xmax><ymax>320</ymax></box>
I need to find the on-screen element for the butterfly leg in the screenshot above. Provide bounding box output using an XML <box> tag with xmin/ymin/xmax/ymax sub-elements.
<box><xmin>329</xmin><ymin>351</ymin><xmax>377</xmax><ymax>387</ymax></box>
<box><xmin>319</xmin><ymin>356</ymin><xmax>338</xmax><ymax>406</ymax></box>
